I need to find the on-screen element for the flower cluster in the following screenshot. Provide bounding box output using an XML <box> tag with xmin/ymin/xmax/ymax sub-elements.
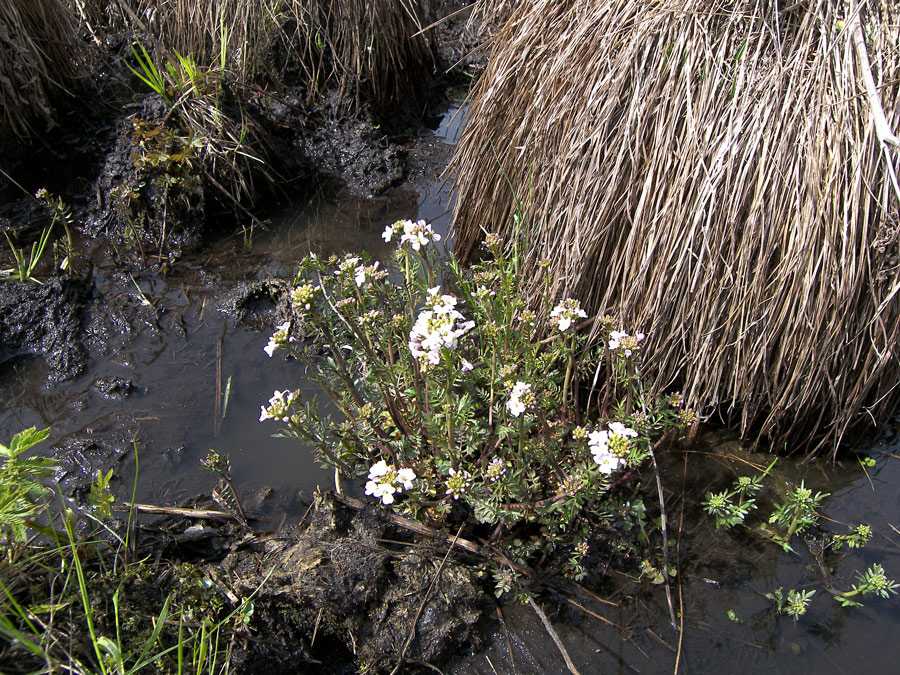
<box><xmin>383</xmin><ymin>219</ymin><xmax>441</xmax><ymax>250</ymax></box>
<box><xmin>364</xmin><ymin>460</ymin><xmax>416</xmax><ymax>505</ymax></box>
<box><xmin>291</xmin><ymin>284</ymin><xmax>320</xmax><ymax>311</ymax></box>
<box><xmin>335</xmin><ymin>255</ymin><xmax>361</xmax><ymax>277</ymax></box>
<box><xmin>408</xmin><ymin>288</ymin><xmax>474</xmax><ymax>368</ymax></box>
<box><xmin>445</xmin><ymin>468</ymin><xmax>471</xmax><ymax>500</ymax></box>
<box><xmin>608</xmin><ymin>330</ymin><xmax>645</xmax><ymax>358</ymax></box>
<box><xmin>486</xmin><ymin>458</ymin><xmax>506</xmax><ymax>482</ymax></box>
<box><xmin>354</xmin><ymin>261</ymin><xmax>385</xmax><ymax>288</ymax></box>
<box><xmin>506</xmin><ymin>381</ymin><xmax>534</xmax><ymax>417</ymax></box>
<box><xmin>550</xmin><ymin>298</ymin><xmax>588</xmax><ymax>332</ymax></box>
<box><xmin>587</xmin><ymin>422</ymin><xmax>638</xmax><ymax>474</ymax></box>
<box><xmin>264</xmin><ymin>322</ymin><xmax>294</xmax><ymax>357</ymax></box>
<box><xmin>259</xmin><ymin>389</ymin><xmax>300</xmax><ymax>423</ymax></box>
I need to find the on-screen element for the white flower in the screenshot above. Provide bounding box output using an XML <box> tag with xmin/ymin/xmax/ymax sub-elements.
<box><xmin>608</xmin><ymin>331</ymin><xmax>626</xmax><ymax>351</ymax></box>
<box><xmin>382</xmin><ymin>220</ymin><xmax>404</xmax><ymax>242</ymax></box>
<box><xmin>587</xmin><ymin>422</ymin><xmax>639</xmax><ymax>474</ymax></box>
<box><xmin>594</xmin><ymin>453</ymin><xmax>622</xmax><ymax>475</ymax></box>
<box><xmin>383</xmin><ymin>219</ymin><xmax>441</xmax><ymax>249</ymax></box>
<box><xmin>461</xmin><ymin>359</ymin><xmax>474</xmax><ymax>373</ymax></box>
<box><xmin>368</xmin><ymin>460</ymin><xmax>390</xmax><ymax>480</ymax></box>
<box><xmin>354</xmin><ymin>261</ymin><xmax>382</xmax><ymax>288</ymax></box>
<box><xmin>550</xmin><ymin>299</ymin><xmax>588</xmax><ymax>332</ymax></box>
<box><xmin>508</xmin><ymin>397</ymin><xmax>526</xmax><ymax>417</ymax></box>
<box><xmin>506</xmin><ymin>381</ymin><xmax>534</xmax><ymax>418</ymax></box>
<box><xmin>397</xmin><ymin>468</ymin><xmax>416</xmax><ymax>490</ymax></box>
<box><xmin>335</xmin><ymin>256</ymin><xmax>361</xmax><ymax>276</ymax></box>
<box><xmin>408</xmin><ymin>289</ymin><xmax>474</xmax><ymax>368</ymax></box>
<box><xmin>365</xmin><ymin>480</ymin><xmax>397</xmax><ymax>505</ymax></box>
<box><xmin>400</xmin><ymin>219</ymin><xmax>441</xmax><ymax>250</ymax></box>
<box><xmin>259</xmin><ymin>389</ymin><xmax>299</xmax><ymax>423</ymax></box>
<box><xmin>608</xmin><ymin>330</ymin><xmax>645</xmax><ymax>357</ymax></box>
<box><xmin>264</xmin><ymin>322</ymin><xmax>294</xmax><ymax>357</ymax></box>
<box><xmin>607</xmin><ymin>421</ymin><xmax>638</xmax><ymax>439</ymax></box>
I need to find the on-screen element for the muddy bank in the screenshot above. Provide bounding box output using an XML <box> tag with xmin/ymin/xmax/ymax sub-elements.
<box><xmin>0</xmin><ymin>278</ymin><xmax>88</xmax><ymax>383</ymax></box>
<box><xmin>224</xmin><ymin>492</ymin><xmax>484</xmax><ymax>673</ymax></box>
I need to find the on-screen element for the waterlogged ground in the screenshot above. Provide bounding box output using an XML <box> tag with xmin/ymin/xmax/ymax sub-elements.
<box><xmin>3</xmin><ymin>100</ymin><xmax>900</xmax><ymax>673</ymax></box>
<box><xmin>445</xmin><ymin>432</ymin><xmax>900</xmax><ymax>674</ymax></box>
<box><xmin>0</xmin><ymin>102</ymin><xmax>462</xmax><ymax>524</ymax></box>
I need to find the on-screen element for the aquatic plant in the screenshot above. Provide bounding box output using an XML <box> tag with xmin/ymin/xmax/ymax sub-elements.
<box><xmin>450</xmin><ymin>0</ymin><xmax>900</xmax><ymax>457</ymax></box>
<box><xmin>704</xmin><ymin>464</ymin><xmax>898</xmax><ymax>612</ymax></box>
<box><xmin>260</xmin><ymin>218</ymin><xmax>690</xmax><ymax>571</ymax></box>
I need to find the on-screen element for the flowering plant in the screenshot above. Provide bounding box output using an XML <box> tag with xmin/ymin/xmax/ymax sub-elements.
<box><xmin>259</xmin><ymin>219</ymin><xmax>690</xmax><ymax>572</ymax></box>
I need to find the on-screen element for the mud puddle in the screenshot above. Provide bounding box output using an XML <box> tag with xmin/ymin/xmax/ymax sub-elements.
<box><xmin>0</xmin><ymin>103</ymin><xmax>466</xmax><ymax>526</ymax></box>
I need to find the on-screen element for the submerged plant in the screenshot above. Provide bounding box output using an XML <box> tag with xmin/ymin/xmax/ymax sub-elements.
<box><xmin>704</xmin><ymin>461</ymin><xmax>897</xmax><ymax>614</ymax></box>
<box><xmin>766</xmin><ymin>587</ymin><xmax>816</xmax><ymax>621</ymax></box>
<box><xmin>260</xmin><ymin>218</ymin><xmax>689</xmax><ymax>568</ymax></box>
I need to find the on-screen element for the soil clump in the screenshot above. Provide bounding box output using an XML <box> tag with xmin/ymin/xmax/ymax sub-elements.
<box><xmin>223</xmin><ymin>491</ymin><xmax>485</xmax><ymax>673</ymax></box>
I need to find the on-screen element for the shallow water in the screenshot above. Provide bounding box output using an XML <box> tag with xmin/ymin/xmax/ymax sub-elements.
<box><xmin>0</xmin><ymin>103</ymin><xmax>463</xmax><ymax>521</ymax></box>
<box><xmin>447</xmin><ymin>432</ymin><xmax>900</xmax><ymax>674</ymax></box>
<box><xmin>2</xmin><ymin>100</ymin><xmax>900</xmax><ymax>673</ymax></box>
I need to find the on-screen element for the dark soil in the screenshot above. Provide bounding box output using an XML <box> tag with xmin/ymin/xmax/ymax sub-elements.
<box><xmin>0</xmin><ymin>278</ymin><xmax>88</xmax><ymax>384</ymax></box>
<box><xmin>0</xmin><ymin>2</ymin><xmax>496</xmax><ymax>671</ymax></box>
<box><xmin>223</xmin><ymin>492</ymin><xmax>485</xmax><ymax>674</ymax></box>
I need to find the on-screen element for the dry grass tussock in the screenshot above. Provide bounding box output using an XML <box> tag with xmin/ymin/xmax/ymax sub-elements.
<box><xmin>451</xmin><ymin>0</ymin><xmax>900</xmax><ymax>457</ymax></box>
<box><xmin>0</xmin><ymin>0</ymin><xmax>81</xmax><ymax>138</ymax></box>
<box><xmin>2</xmin><ymin>0</ymin><xmax>432</xmax><ymax>140</ymax></box>
<box><xmin>84</xmin><ymin>0</ymin><xmax>433</xmax><ymax>112</ymax></box>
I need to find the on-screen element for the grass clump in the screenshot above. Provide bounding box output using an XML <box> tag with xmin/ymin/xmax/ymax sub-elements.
<box><xmin>450</xmin><ymin>0</ymin><xmax>900</xmax><ymax>457</ymax></box>
<box><xmin>260</xmin><ymin>218</ymin><xmax>693</xmax><ymax>581</ymax></box>
<box><xmin>0</xmin><ymin>427</ymin><xmax>258</xmax><ymax>674</ymax></box>
<box><xmin>0</xmin><ymin>0</ymin><xmax>81</xmax><ymax>140</ymax></box>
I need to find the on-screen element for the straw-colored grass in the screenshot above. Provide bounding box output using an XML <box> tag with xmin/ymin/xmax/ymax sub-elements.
<box><xmin>0</xmin><ymin>0</ymin><xmax>80</xmax><ymax>138</ymax></box>
<box><xmin>451</xmin><ymin>0</ymin><xmax>900</xmax><ymax>457</ymax></box>
<box><xmin>1</xmin><ymin>0</ymin><xmax>433</xmax><ymax>141</ymax></box>
<box><xmin>96</xmin><ymin>0</ymin><xmax>433</xmax><ymax>112</ymax></box>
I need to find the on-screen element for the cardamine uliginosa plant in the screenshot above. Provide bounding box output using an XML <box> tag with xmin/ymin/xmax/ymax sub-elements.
<box><xmin>259</xmin><ymin>219</ymin><xmax>694</xmax><ymax>571</ymax></box>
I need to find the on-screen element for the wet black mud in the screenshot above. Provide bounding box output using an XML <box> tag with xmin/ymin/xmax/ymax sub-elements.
<box><xmin>0</xmin><ymin>278</ymin><xmax>88</xmax><ymax>383</ymax></box>
<box><xmin>224</xmin><ymin>492</ymin><xmax>484</xmax><ymax>673</ymax></box>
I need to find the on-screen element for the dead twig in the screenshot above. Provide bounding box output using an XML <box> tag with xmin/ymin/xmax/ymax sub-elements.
<box><xmin>526</xmin><ymin>595</ymin><xmax>581</xmax><ymax>675</ymax></box>
<box><xmin>114</xmin><ymin>503</ymin><xmax>248</xmax><ymax>521</ymax></box>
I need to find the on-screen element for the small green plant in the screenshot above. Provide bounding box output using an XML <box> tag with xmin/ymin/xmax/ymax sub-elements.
<box><xmin>90</xmin><ymin>469</ymin><xmax>115</xmax><ymax>522</ymax></box>
<box><xmin>0</xmin><ymin>426</ymin><xmax>54</xmax><ymax>541</ymax></box>
<box><xmin>1</xmin><ymin>188</ymin><xmax>80</xmax><ymax>283</ymax></box>
<box><xmin>702</xmin><ymin>458</ymin><xmax>774</xmax><ymax>529</ymax></box>
<box><xmin>703</xmin><ymin>463</ymin><xmax>896</xmax><ymax>614</ymax></box>
<box><xmin>766</xmin><ymin>587</ymin><xmax>816</xmax><ymax>620</ymax></box>
<box><xmin>259</xmin><ymin>219</ymin><xmax>689</xmax><ymax>569</ymax></box>
<box><xmin>831</xmin><ymin>523</ymin><xmax>872</xmax><ymax>551</ymax></box>
<box><xmin>1</xmin><ymin>221</ymin><xmax>53</xmax><ymax>284</ymax></box>
<box><xmin>766</xmin><ymin>481</ymin><xmax>828</xmax><ymax>551</ymax></box>
<box><xmin>834</xmin><ymin>564</ymin><xmax>900</xmax><ymax>607</ymax></box>
<box><xmin>127</xmin><ymin>42</ymin><xmax>170</xmax><ymax>104</ymax></box>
